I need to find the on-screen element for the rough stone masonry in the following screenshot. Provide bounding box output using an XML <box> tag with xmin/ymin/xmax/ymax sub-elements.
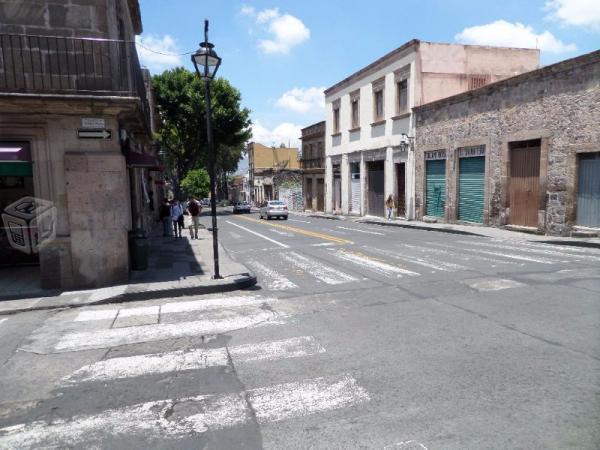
<box><xmin>414</xmin><ymin>50</ymin><xmax>600</xmax><ymax>236</ymax></box>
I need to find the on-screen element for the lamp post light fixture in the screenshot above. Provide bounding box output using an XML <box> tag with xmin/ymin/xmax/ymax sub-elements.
<box><xmin>399</xmin><ymin>133</ymin><xmax>414</xmax><ymax>152</ymax></box>
<box><xmin>191</xmin><ymin>19</ymin><xmax>222</xmax><ymax>279</ymax></box>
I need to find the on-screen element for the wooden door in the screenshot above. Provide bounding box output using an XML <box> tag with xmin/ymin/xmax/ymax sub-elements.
<box><xmin>509</xmin><ymin>145</ymin><xmax>540</xmax><ymax>227</ymax></box>
<box><xmin>316</xmin><ymin>179</ymin><xmax>324</xmax><ymax>212</ymax></box>
<box><xmin>396</xmin><ymin>163</ymin><xmax>406</xmax><ymax>217</ymax></box>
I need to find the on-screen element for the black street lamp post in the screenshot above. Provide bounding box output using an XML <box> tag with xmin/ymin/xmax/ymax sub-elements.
<box><xmin>192</xmin><ymin>20</ymin><xmax>222</xmax><ymax>279</ymax></box>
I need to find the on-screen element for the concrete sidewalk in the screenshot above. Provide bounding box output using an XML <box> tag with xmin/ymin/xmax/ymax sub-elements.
<box><xmin>291</xmin><ymin>211</ymin><xmax>600</xmax><ymax>247</ymax></box>
<box><xmin>0</xmin><ymin>226</ymin><xmax>256</xmax><ymax>315</ymax></box>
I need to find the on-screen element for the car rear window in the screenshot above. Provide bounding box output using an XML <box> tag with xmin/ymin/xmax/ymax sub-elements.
<box><xmin>269</xmin><ymin>201</ymin><xmax>284</xmax><ymax>205</ymax></box>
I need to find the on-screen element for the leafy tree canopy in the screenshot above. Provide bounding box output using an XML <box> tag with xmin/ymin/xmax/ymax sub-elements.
<box><xmin>180</xmin><ymin>168</ymin><xmax>210</xmax><ymax>199</ymax></box>
<box><xmin>152</xmin><ymin>68</ymin><xmax>252</xmax><ymax>195</ymax></box>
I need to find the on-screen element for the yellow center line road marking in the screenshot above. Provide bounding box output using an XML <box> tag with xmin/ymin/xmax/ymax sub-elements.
<box><xmin>236</xmin><ymin>216</ymin><xmax>352</xmax><ymax>245</ymax></box>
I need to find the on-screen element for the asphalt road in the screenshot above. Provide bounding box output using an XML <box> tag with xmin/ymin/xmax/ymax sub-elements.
<box><xmin>0</xmin><ymin>211</ymin><xmax>599</xmax><ymax>449</ymax></box>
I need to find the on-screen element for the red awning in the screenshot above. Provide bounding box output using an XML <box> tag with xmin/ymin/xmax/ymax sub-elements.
<box><xmin>124</xmin><ymin>150</ymin><xmax>160</xmax><ymax>169</ymax></box>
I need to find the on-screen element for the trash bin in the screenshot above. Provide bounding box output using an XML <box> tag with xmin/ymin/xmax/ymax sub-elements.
<box><xmin>129</xmin><ymin>230</ymin><xmax>148</xmax><ymax>271</ymax></box>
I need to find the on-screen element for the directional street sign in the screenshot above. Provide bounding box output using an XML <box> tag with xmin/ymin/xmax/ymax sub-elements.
<box><xmin>77</xmin><ymin>129</ymin><xmax>112</xmax><ymax>140</ymax></box>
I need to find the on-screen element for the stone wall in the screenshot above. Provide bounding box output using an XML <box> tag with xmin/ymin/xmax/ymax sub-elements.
<box><xmin>414</xmin><ymin>50</ymin><xmax>600</xmax><ymax>236</ymax></box>
<box><xmin>65</xmin><ymin>151</ymin><xmax>129</xmax><ymax>287</ymax></box>
<box><xmin>0</xmin><ymin>0</ymin><xmax>140</xmax><ymax>39</ymax></box>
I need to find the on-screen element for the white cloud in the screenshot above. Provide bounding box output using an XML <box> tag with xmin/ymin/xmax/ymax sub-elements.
<box><xmin>455</xmin><ymin>20</ymin><xmax>577</xmax><ymax>53</ymax></box>
<box><xmin>240</xmin><ymin>5</ymin><xmax>256</xmax><ymax>16</ymax></box>
<box><xmin>275</xmin><ymin>87</ymin><xmax>325</xmax><ymax>114</ymax></box>
<box><xmin>251</xmin><ymin>120</ymin><xmax>302</xmax><ymax>148</ymax></box>
<box><xmin>545</xmin><ymin>0</ymin><xmax>600</xmax><ymax>30</ymax></box>
<box><xmin>135</xmin><ymin>35</ymin><xmax>182</xmax><ymax>73</ymax></box>
<box><xmin>256</xmin><ymin>8</ymin><xmax>279</xmax><ymax>24</ymax></box>
<box><xmin>241</xmin><ymin>6</ymin><xmax>310</xmax><ymax>55</ymax></box>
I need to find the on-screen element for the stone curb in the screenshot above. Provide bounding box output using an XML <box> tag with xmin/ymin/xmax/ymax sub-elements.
<box><xmin>0</xmin><ymin>272</ymin><xmax>257</xmax><ymax>316</ymax></box>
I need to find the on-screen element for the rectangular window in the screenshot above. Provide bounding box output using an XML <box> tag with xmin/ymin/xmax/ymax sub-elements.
<box><xmin>374</xmin><ymin>90</ymin><xmax>384</xmax><ymax>121</ymax></box>
<box><xmin>351</xmin><ymin>98</ymin><xmax>360</xmax><ymax>128</ymax></box>
<box><xmin>469</xmin><ymin>75</ymin><xmax>490</xmax><ymax>90</ymax></box>
<box><xmin>333</xmin><ymin>107</ymin><xmax>340</xmax><ymax>133</ymax></box>
<box><xmin>397</xmin><ymin>79</ymin><xmax>408</xmax><ymax>114</ymax></box>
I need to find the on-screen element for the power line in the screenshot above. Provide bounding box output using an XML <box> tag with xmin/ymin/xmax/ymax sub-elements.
<box><xmin>134</xmin><ymin>41</ymin><xmax>194</xmax><ymax>56</ymax></box>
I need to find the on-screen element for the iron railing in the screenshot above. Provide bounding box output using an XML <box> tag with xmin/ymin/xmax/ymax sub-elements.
<box><xmin>300</xmin><ymin>157</ymin><xmax>324</xmax><ymax>169</ymax></box>
<box><xmin>0</xmin><ymin>34</ymin><xmax>151</xmax><ymax>128</ymax></box>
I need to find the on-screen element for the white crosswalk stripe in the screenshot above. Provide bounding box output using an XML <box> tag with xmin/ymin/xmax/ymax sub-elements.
<box><xmin>0</xmin><ymin>375</ymin><xmax>369</xmax><ymax>449</ymax></box>
<box><xmin>245</xmin><ymin>259</ymin><xmax>298</xmax><ymax>290</ymax></box>
<box><xmin>425</xmin><ymin>241</ymin><xmax>558</xmax><ymax>264</ymax></box>
<box><xmin>332</xmin><ymin>249</ymin><xmax>420</xmax><ymax>277</ymax></box>
<box><xmin>61</xmin><ymin>336</ymin><xmax>326</xmax><ymax>384</ymax></box>
<box><xmin>479</xmin><ymin>240</ymin><xmax>600</xmax><ymax>261</ymax></box>
<box><xmin>74</xmin><ymin>295</ymin><xmax>277</xmax><ymax>322</ymax></box>
<box><xmin>280</xmin><ymin>251</ymin><xmax>357</xmax><ymax>285</ymax></box>
<box><xmin>57</xmin><ymin>309</ymin><xmax>281</xmax><ymax>352</ymax></box>
<box><xmin>401</xmin><ymin>243</ymin><xmax>519</xmax><ymax>266</ymax></box>
<box><xmin>364</xmin><ymin>246</ymin><xmax>467</xmax><ymax>272</ymax></box>
<box><xmin>456</xmin><ymin>240</ymin><xmax>576</xmax><ymax>260</ymax></box>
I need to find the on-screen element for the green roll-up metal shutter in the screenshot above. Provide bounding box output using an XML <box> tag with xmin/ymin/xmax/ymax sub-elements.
<box><xmin>426</xmin><ymin>159</ymin><xmax>445</xmax><ymax>217</ymax></box>
<box><xmin>458</xmin><ymin>156</ymin><xmax>485</xmax><ymax>223</ymax></box>
<box><xmin>0</xmin><ymin>162</ymin><xmax>33</xmax><ymax>176</ymax></box>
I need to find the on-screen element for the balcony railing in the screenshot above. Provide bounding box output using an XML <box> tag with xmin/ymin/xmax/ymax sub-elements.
<box><xmin>0</xmin><ymin>34</ymin><xmax>151</xmax><ymax>128</ymax></box>
<box><xmin>300</xmin><ymin>157</ymin><xmax>324</xmax><ymax>170</ymax></box>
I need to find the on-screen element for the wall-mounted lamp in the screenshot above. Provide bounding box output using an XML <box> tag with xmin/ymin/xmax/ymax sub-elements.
<box><xmin>399</xmin><ymin>133</ymin><xmax>414</xmax><ymax>152</ymax></box>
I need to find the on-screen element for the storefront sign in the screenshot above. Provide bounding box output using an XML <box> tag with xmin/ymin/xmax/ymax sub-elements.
<box><xmin>458</xmin><ymin>146</ymin><xmax>485</xmax><ymax>158</ymax></box>
<box><xmin>424</xmin><ymin>150</ymin><xmax>446</xmax><ymax>160</ymax></box>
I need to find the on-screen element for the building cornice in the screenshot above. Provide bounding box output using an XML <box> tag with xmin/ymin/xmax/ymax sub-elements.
<box><xmin>324</xmin><ymin>39</ymin><xmax>420</xmax><ymax>98</ymax></box>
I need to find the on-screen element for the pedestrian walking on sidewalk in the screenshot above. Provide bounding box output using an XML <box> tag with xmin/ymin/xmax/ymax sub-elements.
<box><xmin>159</xmin><ymin>199</ymin><xmax>172</xmax><ymax>237</ymax></box>
<box><xmin>171</xmin><ymin>199</ymin><xmax>184</xmax><ymax>238</ymax></box>
<box><xmin>186</xmin><ymin>196</ymin><xmax>202</xmax><ymax>239</ymax></box>
<box><xmin>385</xmin><ymin>195</ymin><xmax>395</xmax><ymax>220</ymax></box>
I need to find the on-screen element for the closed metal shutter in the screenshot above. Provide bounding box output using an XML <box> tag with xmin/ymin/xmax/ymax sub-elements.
<box><xmin>426</xmin><ymin>159</ymin><xmax>445</xmax><ymax>217</ymax></box>
<box><xmin>458</xmin><ymin>156</ymin><xmax>485</xmax><ymax>223</ymax></box>
<box><xmin>351</xmin><ymin>177</ymin><xmax>360</xmax><ymax>213</ymax></box>
<box><xmin>576</xmin><ymin>153</ymin><xmax>600</xmax><ymax>227</ymax></box>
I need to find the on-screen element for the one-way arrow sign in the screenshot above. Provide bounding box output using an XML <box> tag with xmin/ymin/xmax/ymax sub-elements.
<box><xmin>77</xmin><ymin>129</ymin><xmax>112</xmax><ymax>140</ymax></box>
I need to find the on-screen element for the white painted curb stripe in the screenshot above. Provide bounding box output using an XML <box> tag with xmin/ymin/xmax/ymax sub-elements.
<box><xmin>246</xmin><ymin>260</ymin><xmax>298</xmax><ymax>290</ymax></box>
<box><xmin>226</xmin><ymin>220</ymin><xmax>289</xmax><ymax>248</ymax></box>
<box><xmin>74</xmin><ymin>296</ymin><xmax>276</xmax><ymax>322</ymax></box>
<box><xmin>62</xmin><ymin>336</ymin><xmax>325</xmax><ymax>384</ymax></box>
<box><xmin>333</xmin><ymin>249</ymin><xmax>420</xmax><ymax>276</ymax></box>
<box><xmin>0</xmin><ymin>375</ymin><xmax>369</xmax><ymax>448</ymax></box>
<box><xmin>57</xmin><ymin>310</ymin><xmax>281</xmax><ymax>352</ymax></box>
<box><xmin>280</xmin><ymin>251</ymin><xmax>357</xmax><ymax>285</ymax></box>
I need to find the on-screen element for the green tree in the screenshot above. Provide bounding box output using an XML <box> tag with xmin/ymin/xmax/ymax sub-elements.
<box><xmin>153</xmin><ymin>68</ymin><xmax>252</xmax><ymax>198</ymax></box>
<box><xmin>180</xmin><ymin>168</ymin><xmax>210</xmax><ymax>198</ymax></box>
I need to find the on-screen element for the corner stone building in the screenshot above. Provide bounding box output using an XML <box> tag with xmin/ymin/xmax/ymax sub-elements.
<box><xmin>0</xmin><ymin>0</ymin><xmax>158</xmax><ymax>289</ymax></box>
<box><xmin>414</xmin><ymin>50</ymin><xmax>600</xmax><ymax>236</ymax></box>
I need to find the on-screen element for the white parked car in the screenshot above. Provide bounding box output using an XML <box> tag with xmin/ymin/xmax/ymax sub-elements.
<box><xmin>259</xmin><ymin>200</ymin><xmax>288</xmax><ymax>220</ymax></box>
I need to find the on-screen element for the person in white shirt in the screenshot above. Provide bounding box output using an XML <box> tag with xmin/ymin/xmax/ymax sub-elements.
<box><xmin>170</xmin><ymin>200</ymin><xmax>184</xmax><ymax>238</ymax></box>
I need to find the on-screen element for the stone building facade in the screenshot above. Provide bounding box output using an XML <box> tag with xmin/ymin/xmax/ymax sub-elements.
<box><xmin>414</xmin><ymin>50</ymin><xmax>600</xmax><ymax>236</ymax></box>
<box><xmin>0</xmin><ymin>0</ymin><xmax>159</xmax><ymax>289</ymax></box>
<box><xmin>300</xmin><ymin>121</ymin><xmax>325</xmax><ymax>212</ymax></box>
<box><xmin>246</xmin><ymin>142</ymin><xmax>300</xmax><ymax>204</ymax></box>
<box><xmin>324</xmin><ymin>40</ymin><xmax>539</xmax><ymax>219</ymax></box>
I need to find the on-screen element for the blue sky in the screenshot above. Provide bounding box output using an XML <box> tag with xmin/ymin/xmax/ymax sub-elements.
<box><xmin>137</xmin><ymin>0</ymin><xmax>599</xmax><ymax>154</ymax></box>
